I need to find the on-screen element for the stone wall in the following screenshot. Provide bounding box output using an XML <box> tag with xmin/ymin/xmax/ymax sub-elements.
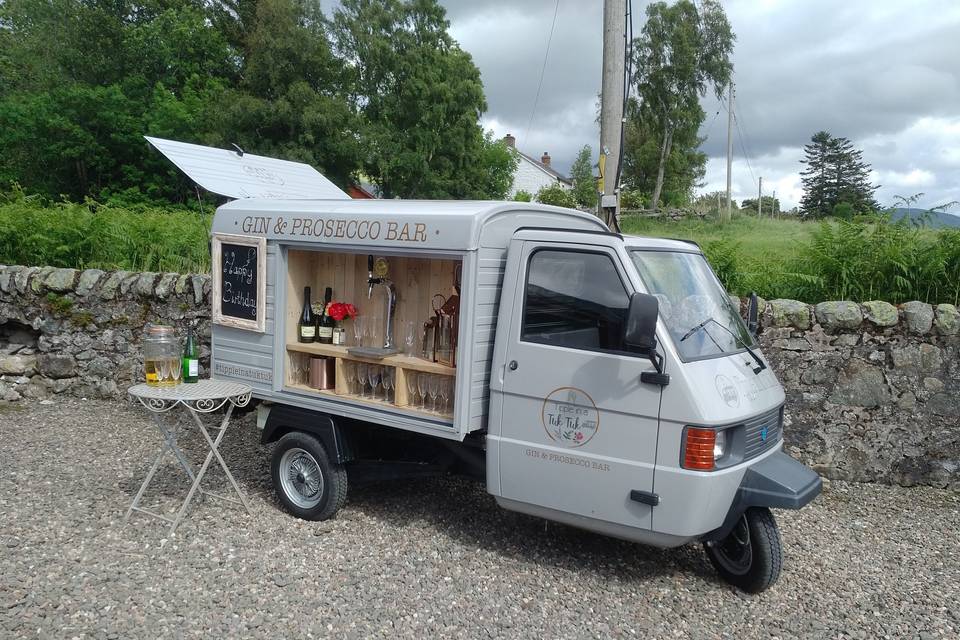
<box><xmin>0</xmin><ymin>264</ymin><xmax>957</xmax><ymax>488</ymax></box>
<box><xmin>0</xmin><ymin>266</ymin><xmax>211</xmax><ymax>400</ymax></box>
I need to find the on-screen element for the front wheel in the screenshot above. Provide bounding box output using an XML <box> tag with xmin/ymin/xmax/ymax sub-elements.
<box><xmin>271</xmin><ymin>432</ymin><xmax>347</xmax><ymax>521</ymax></box>
<box><xmin>704</xmin><ymin>507</ymin><xmax>782</xmax><ymax>593</ymax></box>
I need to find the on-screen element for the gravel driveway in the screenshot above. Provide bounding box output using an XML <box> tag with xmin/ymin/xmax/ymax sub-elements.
<box><xmin>1</xmin><ymin>398</ymin><xmax>957</xmax><ymax>639</ymax></box>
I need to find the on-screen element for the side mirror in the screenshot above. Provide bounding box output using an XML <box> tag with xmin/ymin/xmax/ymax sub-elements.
<box><xmin>624</xmin><ymin>292</ymin><xmax>659</xmax><ymax>353</ymax></box>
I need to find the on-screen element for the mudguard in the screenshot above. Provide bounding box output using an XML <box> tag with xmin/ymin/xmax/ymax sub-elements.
<box><xmin>703</xmin><ymin>450</ymin><xmax>822</xmax><ymax>541</ymax></box>
<box><xmin>260</xmin><ymin>404</ymin><xmax>353</xmax><ymax>464</ymax></box>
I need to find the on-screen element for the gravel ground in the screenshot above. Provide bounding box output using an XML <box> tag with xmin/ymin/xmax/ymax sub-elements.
<box><xmin>0</xmin><ymin>398</ymin><xmax>958</xmax><ymax>639</ymax></box>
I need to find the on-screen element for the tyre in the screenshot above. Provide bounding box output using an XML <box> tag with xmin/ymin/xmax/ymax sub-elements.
<box><xmin>271</xmin><ymin>431</ymin><xmax>347</xmax><ymax>521</ymax></box>
<box><xmin>704</xmin><ymin>507</ymin><xmax>782</xmax><ymax>593</ymax></box>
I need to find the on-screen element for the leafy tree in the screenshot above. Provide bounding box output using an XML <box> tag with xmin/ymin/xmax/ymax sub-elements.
<box><xmin>799</xmin><ymin>131</ymin><xmax>878</xmax><ymax>218</ymax></box>
<box><xmin>535</xmin><ymin>183</ymin><xmax>576</xmax><ymax>209</ymax></box>
<box><xmin>630</xmin><ymin>0</ymin><xmax>734</xmax><ymax>210</ymax></box>
<box><xmin>741</xmin><ymin>195</ymin><xmax>780</xmax><ymax>216</ymax></box>
<box><xmin>513</xmin><ymin>190</ymin><xmax>533</xmax><ymax>202</ymax></box>
<box><xmin>569</xmin><ymin>145</ymin><xmax>597</xmax><ymax>209</ymax></box>
<box><xmin>622</xmin><ymin>97</ymin><xmax>706</xmax><ymax>207</ymax></box>
<box><xmin>332</xmin><ymin>0</ymin><xmax>500</xmax><ymax>199</ymax></box>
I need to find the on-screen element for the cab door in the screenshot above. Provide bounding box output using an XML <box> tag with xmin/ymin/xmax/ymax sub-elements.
<box><xmin>490</xmin><ymin>236</ymin><xmax>662</xmax><ymax>530</ymax></box>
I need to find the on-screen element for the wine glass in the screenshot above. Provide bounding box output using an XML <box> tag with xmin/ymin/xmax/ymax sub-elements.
<box><xmin>367</xmin><ymin>365</ymin><xmax>381</xmax><ymax>401</ymax></box>
<box><xmin>417</xmin><ymin>372</ymin><xmax>428</xmax><ymax>410</ymax></box>
<box><xmin>438</xmin><ymin>377</ymin><xmax>449</xmax><ymax>416</ymax></box>
<box><xmin>405</xmin><ymin>371</ymin><xmax>418</xmax><ymax>408</ymax></box>
<box><xmin>363</xmin><ymin>316</ymin><xmax>376</xmax><ymax>348</ymax></box>
<box><xmin>170</xmin><ymin>357</ymin><xmax>183</xmax><ymax>385</ymax></box>
<box><xmin>427</xmin><ymin>374</ymin><xmax>440</xmax><ymax>413</ymax></box>
<box><xmin>356</xmin><ymin>362</ymin><xmax>368</xmax><ymax>397</ymax></box>
<box><xmin>382</xmin><ymin>367</ymin><xmax>394</xmax><ymax>403</ymax></box>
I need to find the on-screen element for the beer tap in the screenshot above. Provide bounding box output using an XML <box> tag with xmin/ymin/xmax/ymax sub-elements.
<box><xmin>367</xmin><ymin>255</ymin><xmax>397</xmax><ymax>349</ymax></box>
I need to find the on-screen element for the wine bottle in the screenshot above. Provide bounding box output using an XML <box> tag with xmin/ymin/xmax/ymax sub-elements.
<box><xmin>182</xmin><ymin>324</ymin><xmax>199</xmax><ymax>383</ymax></box>
<box><xmin>317</xmin><ymin>287</ymin><xmax>334</xmax><ymax>344</ymax></box>
<box><xmin>298</xmin><ymin>286</ymin><xmax>315</xmax><ymax>343</ymax></box>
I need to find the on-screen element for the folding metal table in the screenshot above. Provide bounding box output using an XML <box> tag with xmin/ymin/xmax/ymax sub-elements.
<box><xmin>126</xmin><ymin>380</ymin><xmax>253</xmax><ymax>534</ymax></box>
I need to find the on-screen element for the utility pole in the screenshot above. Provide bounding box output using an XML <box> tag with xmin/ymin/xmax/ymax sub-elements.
<box><xmin>724</xmin><ymin>82</ymin><xmax>734</xmax><ymax>222</ymax></box>
<box><xmin>599</xmin><ymin>0</ymin><xmax>627</xmax><ymax>231</ymax></box>
<box><xmin>772</xmin><ymin>189</ymin><xmax>777</xmax><ymax>218</ymax></box>
<box><xmin>757</xmin><ymin>177</ymin><xmax>762</xmax><ymax>217</ymax></box>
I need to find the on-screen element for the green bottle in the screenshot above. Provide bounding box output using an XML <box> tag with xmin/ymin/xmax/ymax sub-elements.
<box><xmin>182</xmin><ymin>324</ymin><xmax>199</xmax><ymax>383</ymax></box>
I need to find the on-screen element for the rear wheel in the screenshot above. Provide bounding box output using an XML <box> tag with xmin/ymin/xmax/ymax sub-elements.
<box><xmin>271</xmin><ymin>432</ymin><xmax>347</xmax><ymax>521</ymax></box>
<box><xmin>704</xmin><ymin>507</ymin><xmax>782</xmax><ymax>593</ymax></box>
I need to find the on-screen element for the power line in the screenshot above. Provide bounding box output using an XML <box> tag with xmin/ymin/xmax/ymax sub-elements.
<box><xmin>702</xmin><ymin>108</ymin><xmax>721</xmax><ymax>141</ymax></box>
<box><xmin>523</xmin><ymin>0</ymin><xmax>561</xmax><ymax>145</ymax></box>
<box><xmin>733</xmin><ymin>109</ymin><xmax>757</xmax><ymax>188</ymax></box>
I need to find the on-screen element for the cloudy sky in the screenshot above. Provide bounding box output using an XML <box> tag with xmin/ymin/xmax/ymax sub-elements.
<box><xmin>438</xmin><ymin>0</ymin><xmax>960</xmax><ymax>211</ymax></box>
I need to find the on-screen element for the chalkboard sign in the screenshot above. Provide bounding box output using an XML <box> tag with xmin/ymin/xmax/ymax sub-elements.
<box><xmin>212</xmin><ymin>233</ymin><xmax>266</xmax><ymax>332</ymax></box>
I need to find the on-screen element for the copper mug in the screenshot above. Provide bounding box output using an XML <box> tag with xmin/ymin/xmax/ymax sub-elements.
<box><xmin>309</xmin><ymin>356</ymin><xmax>336</xmax><ymax>390</ymax></box>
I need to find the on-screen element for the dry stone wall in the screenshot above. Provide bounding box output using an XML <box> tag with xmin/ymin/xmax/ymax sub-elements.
<box><xmin>0</xmin><ymin>264</ymin><xmax>957</xmax><ymax>488</ymax></box>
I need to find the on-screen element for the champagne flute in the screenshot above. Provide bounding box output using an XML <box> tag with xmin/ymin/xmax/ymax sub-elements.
<box><xmin>356</xmin><ymin>362</ymin><xmax>368</xmax><ymax>397</ymax></box>
<box><xmin>344</xmin><ymin>360</ymin><xmax>356</xmax><ymax>394</ymax></box>
<box><xmin>405</xmin><ymin>371</ymin><xmax>418</xmax><ymax>408</ymax></box>
<box><xmin>353</xmin><ymin>317</ymin><xmax>364</xmax><ymax>346</ymax></box>
<box><xmin>438</xmin><ymin>377</ymin><xmax>449</xmax><ymax>415</ymax></box>
<box><xmin>383</xmin><ymin>367</ymin><xmax>394</xmax><ymax>403</ymax></box>
<box><xmin>427</xmin><ymin>374</ymin><xmax>440</xmax><ymax>413</ymax></box>
<box><xmin>367</xmin><ymin>365</ymin><xmax>381</xmax><ymax>401</ymax></box>
<box><xmin>417</xmin><ymin>372</ymin><xmax>428</xmax><ymax>410</ymax></box>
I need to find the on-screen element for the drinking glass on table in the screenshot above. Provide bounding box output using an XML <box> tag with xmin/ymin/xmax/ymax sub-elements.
<box><xmin>356</xmin><ymin>362</ymin><xmax>368</xmax><ymax>397</ymax></box>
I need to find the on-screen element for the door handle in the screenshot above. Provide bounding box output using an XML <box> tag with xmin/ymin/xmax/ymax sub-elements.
<box><xmin>630</xmin><ymin>490</ymin><xmax>660</xmax><ymax>506</ymax></box>
<box><xmin>508</xmin><ymin>360</ymin><xmax>518</xmax><ymax>371</ymax></box>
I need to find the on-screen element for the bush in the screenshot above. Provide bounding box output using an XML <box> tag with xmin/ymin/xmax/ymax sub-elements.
<box><xmin>534</xmin><ymin>183</ymin><xmax>576</xmax><ymax>208</ymax></box>
<box><xmin>0</xmin><ymin>189</ymin><xmax>211</xmax><ymax>272</ymax></box>
<box><xmin>512</xmin><ymin>190</ymin><xmax>532</xmax><ymax>202</ymax></box>
<box><xmin>620</xmin><ymin>189</ymin><xmax>646</xmax><ymax>210</ymax></box>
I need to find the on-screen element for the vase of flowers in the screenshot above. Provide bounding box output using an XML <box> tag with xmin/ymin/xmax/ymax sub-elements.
<box><xmin>327</xmin><ymin>301</ymin><xmax>357</xmax><ymax>345</ymax></box>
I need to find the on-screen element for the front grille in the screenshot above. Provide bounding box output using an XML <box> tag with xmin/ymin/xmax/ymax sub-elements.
<box><xmin>742</xmin><ymin>405</ymin><xmax>783</xmax><ymax>460</ymax></box>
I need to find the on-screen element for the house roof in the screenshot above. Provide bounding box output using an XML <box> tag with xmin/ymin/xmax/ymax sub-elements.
<box><xmin>513</xmin><ymin>149</ymin><xmax>572</xmax><ymax>185</ymax></box>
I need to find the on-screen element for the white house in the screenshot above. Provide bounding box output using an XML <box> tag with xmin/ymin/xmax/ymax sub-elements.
<box><xmin>502</xmin><ymin>134</ymin><xmax>572</xmax><ymax>198</ymax></box>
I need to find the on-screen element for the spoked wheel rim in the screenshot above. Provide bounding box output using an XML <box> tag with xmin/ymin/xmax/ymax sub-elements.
<box><xmin>708</xmin><ymin>513</ymin><xmax>753</xmax><ymax>576</ymax></box>
<box><xmin>279</xmin><ymin>447</ymin><xmax>324</xmax><ymax>509</ymax></box>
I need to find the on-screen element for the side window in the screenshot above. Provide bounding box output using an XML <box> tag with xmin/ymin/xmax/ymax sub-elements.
<box><xmin>521</xmin><ymin>249</ymin><xmax>630</xmax><ymax>353</ymax></box>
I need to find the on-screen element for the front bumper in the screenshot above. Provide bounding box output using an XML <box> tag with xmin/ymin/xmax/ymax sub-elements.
<box><xmin>702</xmin><ymin>451</ymin><xmax>822</xmax><ymax>541</ymax></box>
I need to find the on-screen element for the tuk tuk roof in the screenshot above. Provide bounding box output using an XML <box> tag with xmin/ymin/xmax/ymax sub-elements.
<box><xmin>212</xmin><ymin>198</ymin><xmax>609</xmax><ymax>251</ymax></box>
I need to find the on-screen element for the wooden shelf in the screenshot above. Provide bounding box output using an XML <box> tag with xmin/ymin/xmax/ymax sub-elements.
<box><xmin>286</xmin><ymin>342</ymin><xmax>455</xmax><ymax>376</ymax></box>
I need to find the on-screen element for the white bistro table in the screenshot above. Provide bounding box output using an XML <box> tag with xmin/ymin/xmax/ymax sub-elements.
<box><xmin>126</xmin><ymin>379</ymin><xmax>253</xmax><ymax>534</ymax></box>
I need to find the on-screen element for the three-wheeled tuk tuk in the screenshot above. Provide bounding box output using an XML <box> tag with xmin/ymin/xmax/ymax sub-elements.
<box><xmin>209</xmin><ymin>198</ymin><xmax>821</xmax><ymax>592</ymax></box>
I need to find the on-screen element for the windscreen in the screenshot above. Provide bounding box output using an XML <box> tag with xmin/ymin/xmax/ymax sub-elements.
<box><xmin>629</xmin><ymin>250</ymin><xmax>753</xmax><ymax>361</ymax></box>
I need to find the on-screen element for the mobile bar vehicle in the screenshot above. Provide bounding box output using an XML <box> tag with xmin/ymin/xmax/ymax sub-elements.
<box><xmin>210</xmin><ymin>199</ymin><xmax>821</xmax><ymax>592</ymax></box>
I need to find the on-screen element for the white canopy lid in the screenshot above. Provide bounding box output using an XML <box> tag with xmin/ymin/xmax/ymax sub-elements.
<box><xmin>145</xmin><ymin>136</ymin><xmax>350</xmax><ymax>200</ymax></box>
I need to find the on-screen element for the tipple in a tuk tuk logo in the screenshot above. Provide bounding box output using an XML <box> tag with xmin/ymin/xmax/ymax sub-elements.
<box><xmin>541</xmin><ymin>387</ymin><xmax>599</xmax><ymax>448</ymax></box>
<box><xmin>715</xmin><ymin>374</ymin><xmax>740</xmax><ymax>408</ymax></box>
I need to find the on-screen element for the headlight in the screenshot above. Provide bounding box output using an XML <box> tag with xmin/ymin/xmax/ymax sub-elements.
<box><xmin>713</xmin><ymin>429</ymin><xmax>727</xmax><ymax>460</ymax></box>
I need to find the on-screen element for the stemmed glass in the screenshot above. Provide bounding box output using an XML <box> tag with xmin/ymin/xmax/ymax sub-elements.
<box><xmin>382</xmin><ymin>367</ymin><xmax>394</xmax><ymax>403</ymax></box>
<box><xmin>405</xmin><ymin>371</ymin><xmax>418</xmax><ymax>408</ymax></box>
<box><xmin>427</xmin><ymin>374</ymin><xmax>440</xmax><ymax>413</ymax></box>
<box><xmin>417</xmin><ymin>372</ymin><xmax>428</xmax><ymax>410</ymax></box>
<box><xmin>356</xmin><ymin>362</ymin><xmax>368</xmax><ymax>397</ymax></box>
<box><xmin>438</xmin><ymin>377</ymin><xmax>450</xmax><ymax>416</ymax></box>
<box><xmin>344</xmin><ymin>361</ymin><xmax>356</xmax><ymax>394</ymax></box>
<box><xmin>367</xmin><ymin>365</ymin><xmax>381</xmax><ymax>400</ymax></box>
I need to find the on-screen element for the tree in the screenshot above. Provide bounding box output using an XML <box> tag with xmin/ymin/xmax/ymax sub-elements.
<box><xmin>535</xmin><ymin>183</ymin><xmax>576</xmax><ymax>208</ymax></box>
<box><xmin>569</xmin><ymin>145</ymin><xmax>597</xmax><ymax>209</ymax></box>
<box><xmin>622</xmin><ymin>96</ymin><xmax>706</xmax><ymax>206</ymax></box>
<box><xmin>741</xmin><ymin>195</ymin><xmax>780</xmax><ymax>216</ymax></box>
<box><xmin>332</xmin><ymin>0</ymin><xmax>501</xmax><ymax>199</ymax></box>
<box><xmin>631</xmin><ymin>0</ymin><xmax>734</xmax><ymax>210</ymax></box>
<box><xmin>799</xmin><ymin>131</ymin><xmax>878</xmax><ymax>218</ymax></box>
